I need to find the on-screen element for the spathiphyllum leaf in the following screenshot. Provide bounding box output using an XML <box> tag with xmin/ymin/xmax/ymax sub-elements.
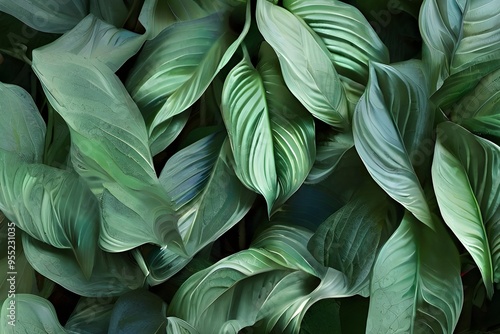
<box><xmin>23</xmin><ymin>234</ymin><xmax>145</xmax><ymax>297</ymax></box>
<box><xmin>32</xmin><ymin>52</ymin><xmax>180</xmax><ymax>252</ymax></box>
<box><xmin>0</xmin><ymin>0</ymin><xmax>87</xmax><ymax>33</ymax></box>
<box><xmin>432</xmin><ymin>122</ymin><xmax>500</xmax><ymax>297</ymax></box>
<box><xmin>0</xmin><ymin>82</ymin><xmax>45</xmax><ymax>161</ymax></box>
<box><xmin>222</xmin><ymin>43</ymin><xmax>315</xmax><ymax>213</ymax></box>
<box><xmin>308</xmin><ymin>182</ymin><xmax>399</xmax><ymax>291</ymax></box>
<box><xmin>353</xmin><ymin>61</ymin><xmax>435</xmax><ymax>229</ymax></box>
<box><xmin>366</xmin><ymin>212</ymin><xmax>463</xmax><ymax>333</ymax></box>
<box><xmin>1</xmin><ymin>294</ymin><xmax>66</xmax><ymax>333</ymax></box>
<box><xmin>448</xmin><ymin>68</ymin><xmax>500</xmax><ymax>144</ymax></box>
<box><xmin>35</xmin><ymin>14</ymin><xmax>146</xmax><ymax>72</ymax></box>
<box><xmin>168</xmin><ymin>225</ymin><xmax>353</xmax><ymax>334</ymax></box>
<box><xmin>283</xmin><ymin>0</ymin><xmax>389</xmax><ymax>107</ymax></box>
<box><xmin>126</xmin><ymin>2</ymin><xmax>251</xmax><ymax>154</ymax></box>
<box><xmin>256</xmin><ymin>0</ymin><xmax>348</xmax><ymax>129</ymax></box>
<box><xmin>421</xmin><ymin>0</ymin><xmax>500</xmax><ymax>92</ymax></box>
<box><xmin>161</xmin><ymin>131</ymin><xmax>255</xmax><ymax>255</ymax></box>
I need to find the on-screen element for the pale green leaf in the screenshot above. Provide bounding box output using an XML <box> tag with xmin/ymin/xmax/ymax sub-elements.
<box><xmin>161</xmin><ymin>132</ymin><xmax>255</xmax><ymax>255</ymax></box>
<box><xmin>22</xmin><ymin>233</ymin><xmax>145</xmax><ymax>297</ymax></box>
<box><xmin>432</xmin><ymin>122</ymin><xmax>500</xmax><ymax>297</ymax></box>
<box><xmin>35</xmin><ymin>14</ymin><xmax>145</xmax><ymax>72</ymax></box>
<box><xmin>366</xmin><ymin>212</ymin><xmax>463</xmax><ymax>333</ymax></box>
<box><xmin>0</xmin><ymin>0</ymin><xmax>87</xmax><ymax>33</ymax></box>
<box><xmin>0</xmin><ymin>82</ymin><xmax>45</xmax><ymax>161</ymax></box>
<box><xmin>353</xmin><ymin>61</ymin><xmax>435</xmax><ymax>229</ymax></box>
<box><xmin>167</xmin><ymin>317</ymin><xmax>199</xmax><ymax>334</ymax></box>
<box><xmin>222</xmin><ymin>43</ymin><xmax>315</xmax><ymax>213</ymax></box>
<box><xmin>1</xmin><ymin>294</ymin><xmax>66</xmax><ymax>333</ymax></box>
<box><xmin>32</xmin><ymin>51</ymin><xmax>180</xmax><ymax>252</ymax></box>
<box><xmin>256</xmin><ymin>0</ymin><xmax>348</xmax><ymax>129</ymax></box>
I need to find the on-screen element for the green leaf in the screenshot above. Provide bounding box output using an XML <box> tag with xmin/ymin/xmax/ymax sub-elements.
<box><xmin>108</xmin><ymin>289</ymin><xmax>167</xmax><ymax>333</ymax></box>
<box><xmin>0</xmin><ymin>162</ymin><xmax>99</xmax><ymax>278</ymax></box>
<box><xmin>1</xmin><ymin>294</ymin><xmax>66</xmax><ymax>333</ymax></box>
<box><xmin>167</xmin><ymin>317</ymin><xmax>199</xmax><ymax>334</ymax></box>
<box><xmin>161</xmin><ymin>131</ymin><xmax>256</xmax><ymax>255</ymax></box>
<box><xmin>127</xmin><ymin>3</ymin><xmax>251</xmax><ymax>154</ymax></box>
<box><xmin>89</xmin><ymin>0</ymin><xmax>128</xmax><ymax>28</ymax></box>
<box><xmin>308</xmin><ymin>183</ymin><xmax>398</xmax><ymax>291</ymax></box>
<box><xmin>353</xmin><ymin>61</ymin><xmax>435</xmax><ymax>229</ymax></box>
<box><xmin>420</xmin><ymin>0</ymin><xmax>500</xmax><ymax>92</ymax></box>
<box><xmin>65</xmin><ymin>297</ymin><xmax>115</xmax><ymax>334</ymax></box>
<box><xmin>0</xmin><ymin>82</ymin><xmax>45</xmax><ymax>161</ymax></box>
<box><xmin>138</xmin><ymin>246</ymin><xmax>192</xmax><ymax>286</ymax></box>
<box><xmin>256</xmin><ymin>0</ymin><xmax>348</xmax><ymax>129</ymax></box>
<box><xmin>432</xmin><ymin>122</ymin><xmax>500</xmax><ymax>298</ymax></box>
<box><xmin>32</xmin><ymin>51</ymin><xmax>180</xmax><ymax>252</ymax></box>
<box><xmin>0</xmin><ymin>0</ymin><xmax>88</xmax><ymax>33</ymax></box>
<box><xmin>221</xmin><ymin>43</ymin><xmax>315</xmax><ymax>213</ymax></box>
<box><xmin>366</xmin><ymin>212</ymin><xmax>463</xmax><ymax>333</ymax></box>
<box><xmin>35</xmin><ymin>14</ymin><xmax>146</xmax><ymax>72</ymax></box>
<box><xmin>448</xmin><ymin>68</ymin><xmax>500</xmax><ymax>143</ymax></box>
<box><xmin>23</xmin><ymin>233</ymin><xmax>145</xmax><ymax>297</ymax></box>
<box><xmin>283</xmin><ymin>0</ymin><xmax>389</xmax><ymax>95</ymax></box>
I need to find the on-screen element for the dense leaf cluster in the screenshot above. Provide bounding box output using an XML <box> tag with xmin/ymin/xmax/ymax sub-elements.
<box><xmin>0</xmin><ymin>0</ymin><xmax>499</xmax><ymax>333</ymax></box>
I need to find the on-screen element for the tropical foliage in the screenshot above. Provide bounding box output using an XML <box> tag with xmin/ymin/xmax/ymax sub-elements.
<box><xmin>0</xmin><ymin>0</ymin><xmax>499</xmax><ymax>332</ymax></box>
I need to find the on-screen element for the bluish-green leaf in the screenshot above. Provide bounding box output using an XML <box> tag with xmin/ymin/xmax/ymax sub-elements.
<box><xmin>353</xmin><ymin>61</ymin><xmax>435</xmax><ymax>229</ymax></box>
<box><xmin>432</xmin><ymin>122</ymin><xmax>500</xmax><ymax>297</ymax></box>
<box><xmin>65</xmin><ymin>297</ymin><xmax>115</xmax><ymax>334</ymax></box>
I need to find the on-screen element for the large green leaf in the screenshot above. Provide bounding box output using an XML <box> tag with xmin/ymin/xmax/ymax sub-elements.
<box><xmin>432</xmin><ymin>122</ymin><xmax>500</xmax><ymax>298</ymax></box>
<box><xmin>308</xmin><ymin>182</ymin><xmax>399</xmax><ymax>291</ymax></box>
<box><xmin>0</xmin><ymin>82</ymin><xmax>45</xmax><ymax>161</ymax></box>
<box><xmin>22</xmin><ymin>233</ymin><xmax>145</xmax><ymax>297</ymax></box>
<box><xmin>420</xmin><ymin>0</ymin><xmax>500</xmax><ymax>92</ymax></box>
<box><xmin>366</xmin><ymin>212</ymin><xmax>463</xmax><ymax>333</ymax></box>
<box><xmin>0</xmin><ymin>0</ymin><xmax>87</xmax><ymax>33</ymax></box>
<box><xmin>283</xmin><ymin>0</ymin><xmax>389</xmax><ymax>109</ymax></box>
<box><xmin>32</xmin><ymin>51</ymin><xmax>180</xmax><ymax>252</ymax></box>
<box><xmin>353</xmin><ymin>61</ymin><xmax>435</xmax><ymax>229</ymax></box>
<box><xmin>127</xmin><ymin>3</ymin><xmax>251</xmax><ymax>154</ymax></box>
<box><xmin>161</xmin><ymin>131</ymin><xmax>255</xmax><ymax>255</ymax></box>
<box><xmin>169</xmin><ymin>225</ymin><xmax>354</xmax><ymax>333</ymax></box>
<box><xmin>1</xmin><ymin>294</ymin><xmax>66</xmax><ymax>333</ymax></box>
<box><xmin>256</xmin><ymin>0</ymin><xmax>348</xmax><ymax>129</ymax></box>
<box><xmin>35</xmin><ymin>14</ymin><xmax>145</xmax><ymax>72</ymax></box>
<box><xmin>448</xmin><ymin>68</ymin><xmax>500</xmax><ymax>144</ymax></box>
<box><xmin>221</xmin><ymin>43</ymin><xmax>315</xmax><ymax>213</ymax></box>
<box><xmin>0</xmin><ymin>161</ymin><xmax>99</xmax><ymax>278</ymax></box>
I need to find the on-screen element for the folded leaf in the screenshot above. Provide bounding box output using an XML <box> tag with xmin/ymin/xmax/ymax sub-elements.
<box><xmin>222</xmin><ymin>43</ymin><xmax>315</xmax><ymax>213</ymax></box>
<box><xmin>32</xmin><ymin>51</ymin><xmax>180</xmax><ymax>251</ymax></box>
<box><xmin>432</xmin><ymin>122</ymin><xmax>500</xmax><ymax>297</ymax></box>
<box><xmin>366</xmin><ymin>212</ymin><xmax>463</xmax><ymax>333</ymax></box>
<box><xmin>353</xmin><ymin>61</ymin><xmax>435</xmax><ymax>229</ymax></box>
<box><xmin>0</xmin><ymin>160</ymin><xmax>99</xmax><ymax>278</ymax></box>
<box><xmin>23</xmin><ymin>234</ymin><xmax>145</xmax><ymax>297</ymax></box>
<box><xmin>1</xmin><ymin>294</ymin><xmax>66</xmax><ymax>333</ymax></box>
<box><xmin>0</xmin><ymin>0</ymin><xmax>87</xmax><ymax>33</ymax></box>
<box><xmin>161</xmin><ymin>132</ymin><xmax>255</xmax><ymax>255</ymax></box>
<box><xmin>256</xmin><ymin>0</ymin><xmax>348</xmax><ymax>129</ymax></box>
